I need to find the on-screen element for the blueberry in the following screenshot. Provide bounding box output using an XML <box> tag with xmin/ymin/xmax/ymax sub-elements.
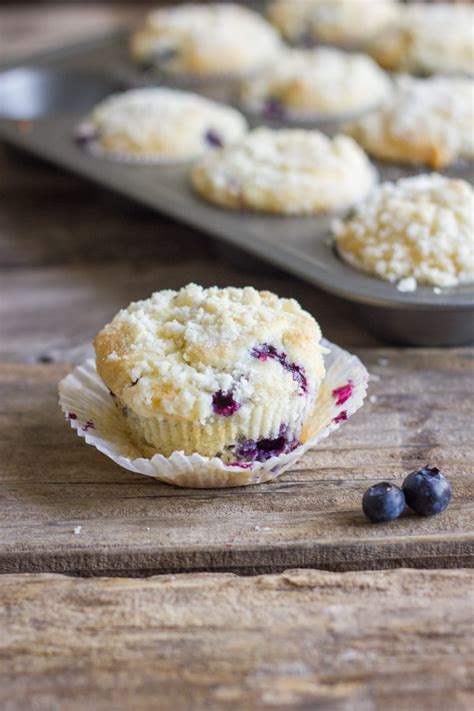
<box><xmin>262</xmin><ymin>98</ymin><xmax>286</xmax><ymax>120</ymax></box>
<box><xmin>332</xmin><ymin>381</ymin><xmax>354</xmax><ymax>406</ymax></box>
<box><xmin>298</xmin><ymin>32</ymin><xmax>315</xmax><ymax>48</ymax></box>
<box><xmin>212</xmin><ymin>389</ymin><xmax>240</xmax><ymax>417</ymax></box>
<box><xmin>250</xmin><ymin>343</ymin><xmax>279</xmax><ymax>361</ymax></box>
<box><xmin>402</xmin><ymin>466</ymin><xmax>451</xmax><ymax>516</ymax></box>
<box><xmin>362</xmin><ymin>482</ymin><xmax>405</xmax><ymax>523</ymax></box>
<box><xmin>235</xmin><ymin>424</ymin><xmax>299</xmax><ymax>463</ymax></box>
<box><xmin>74</xmin><ymin>124</ymin><xmax>97</xmax><ymax>147</ymax></box>
<box><xmin>205</xmin><ymin>129</ymin><xmax>224</xmax><ymax>148</ymax></box>
<box><xmin>250</xmin><ymin>343</ymin><xmax>308</xmax><ymax>394</ymax></box>
<box><xmin>151</xmin><ymin>47</ymin><xmax>177</xmax><ymax>64</ymax></box>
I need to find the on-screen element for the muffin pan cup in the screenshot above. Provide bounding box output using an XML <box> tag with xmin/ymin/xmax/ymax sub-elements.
<box><xmin>58</xmin><ymin>339</ymin><xmax>369</xmax><ymax>489</ymax></box>
<box><xmin>1</xmin><ymin>31</ymin><xmax>473</xmax><ymax>346</ymax></box>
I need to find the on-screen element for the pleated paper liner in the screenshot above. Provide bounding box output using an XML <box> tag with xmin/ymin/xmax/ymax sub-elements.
<box><xmin>139</xmin><ymin>66</ymin><xmax>262</xmax><ymax>102</ymax></box>
<box><xmin>74</xmin><ymin>120</ymin><xmax>204</xmax><ymax>165</ymax></box>
<box><xmin>58</xmin><ymin>339</ymin><xmax>368</xmax><ymax>489</ymax></box>
<box><xmin>239</xmin><ymin>100</ymin><xmax>385</xmax><ymax>134</ymax></box>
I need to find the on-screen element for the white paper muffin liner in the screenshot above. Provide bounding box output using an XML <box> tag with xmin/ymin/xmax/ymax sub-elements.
<box><xmin>74</xmin><ymin>121</ymin><xmax>199</xmax><ymax>165</ymax></box>
<box><xmin>119</xmin><ymin>389</ymin><xmax>314</xmax><ymax>461</ymax></box>
<box><xmin>58</xmin><ymin>339</ymin><xmax>368</xmax><ymax>488</ymax></box>
<box><xmin>140</xmin><ymin>64</ymin><xmax>265</xmax><ymax>88</ymax></box>
<box><xmin>240</xmin><ymin>100</ymin><xmax>384</xmax><ymax>132</ymax></box>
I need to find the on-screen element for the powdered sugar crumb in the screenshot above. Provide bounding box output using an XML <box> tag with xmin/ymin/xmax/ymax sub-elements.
<box><xmin>334</xmin><ymin>174</ymin><xmax>474</xmax><ymax>288</ymax></box>
<box><xmin>240</xmin><ymin>46</ymin><xmax>391</xmax><ymax>117</ymax></box>
<box><xmin>90</xmin><ymin>87</ymin><xmax>247</xmax><ymax>161</ymax></box>
<box><xmin>192</xmin><ymin>127</ymin><xmax>376</xmax><ymax>214</ymax></box>
<box><xmin>397</xmin><ymin>276</ymin><xmax>417</xmax><ymax>293</ymax></box>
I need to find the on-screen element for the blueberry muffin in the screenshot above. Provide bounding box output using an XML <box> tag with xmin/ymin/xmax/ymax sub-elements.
<box><xmin>240</xmin><ymin>47</ymin><xmax>392</xmax><ymax>120</ymax></box>
<box><xmin>346</xmin><ymin>75</ymin><xmax>474</xmax><ymax>169</ymax></box>
<box><xmin>191</xmin><ymin>127</ymin><xmax>376</xmax><ymax>215</ymax></box>
<box><xmin>130</xmin><ymin>3</ymin><xmax>281</xmax><ymax>77</ymax></box>
<box><xmin>333</xmin><ymin>174</ymin><xmax>474</xmax><ymax>289</ymax></box>
<box><xmin>94</xmin><ymin>284</ymin><xmax>326</xmax><ymax>463</ymax></box>
<box><xmin>267</xmin><ymin>0</ymin><xmax>399</xmax><ymax>47</ymax></box>
<box><xmin>369</xmin><ymin>3</ymin><xmax>474</xmax><ymax>76</ymax></box>
<box><xmin>85</xmin><ymin>87</ymin><xmax>247</xmax><ymax>162</ymax></box>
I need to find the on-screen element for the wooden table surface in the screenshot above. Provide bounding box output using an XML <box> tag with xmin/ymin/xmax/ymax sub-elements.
<box><xmin>2</xmin><ymin>352</ymin><xmax>473</xmax><ymax>577</ymax></box>
<box><xmin>1</xmin><ymin>5</ymin><xmax>473</xmax><ymax>710</ymax></box>
<box><xmin>2</xmin><ymin>569</ymin><xmax>473</xmax><ymax>711</ymax></box>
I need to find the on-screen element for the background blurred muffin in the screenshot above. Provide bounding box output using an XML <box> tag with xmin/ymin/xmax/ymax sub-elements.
<box><xmin>333</xmin><ymin>174</ymin><xmax>474</xmax><ymax>289</ymax></box>
<box><xmin>87</xmin><ymin>87</ymin><xmax>247</xmax><ymax>161</ymax></box>
<box><xmin>240</xmin><ymin>46</ymin><xmax>392</xmax><ymax>121</ymax></box>
<box><xmin>267</xmin><ymin>0</ymin><xmax>399</xmax><ymax>47</ymax></box>
<box><xmin>131</xmin><ymin>3</ymin><xmax>282</xmax><ymax>78</ymax></box>
<box><xmin>369</xmin><ymin>2</ymin><xmax>474</xmax><ymax>75</ymax></box>
<box><xmin>192</xmin><ymin>127</ymin><xmax>376</xmax><ymax>215</ymax></box>
<box><xmin>346</xmin><ymin>75</ymin><xmax>474</xmax><ymax>169</ymax></box>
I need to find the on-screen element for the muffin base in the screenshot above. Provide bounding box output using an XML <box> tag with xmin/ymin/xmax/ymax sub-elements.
<box><xmin>118</xmin><ymin>390</ymin><xmax>315</xmax><ymax>463</ymax></box>
<box><xmin>58</xmin><ymin>339</ymin><xmax>368</xmax><ymax>488</ymax></box>
<box><xmin>74</xmin><ymin>120</ymin><xmax>202</xmax><ymax>165</ymax></box>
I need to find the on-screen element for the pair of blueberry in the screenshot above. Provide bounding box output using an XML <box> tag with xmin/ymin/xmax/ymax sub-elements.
<box><xmin>362</xmin><ymin>466</ymin><xmax>452</xmax><ymax>523</ymax></box>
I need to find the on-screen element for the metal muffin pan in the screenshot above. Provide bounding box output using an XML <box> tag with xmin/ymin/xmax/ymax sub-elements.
<box><xmin>1</xmin><ymin>31</ymin><xmax>473</xmax><ymax>346</ymax></box>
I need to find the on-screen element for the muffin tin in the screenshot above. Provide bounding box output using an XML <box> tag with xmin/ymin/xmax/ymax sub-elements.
<box><xmin>0</xmin><ymin>31</ymin><xmax>473</xmax><ymax>346</ymax></box>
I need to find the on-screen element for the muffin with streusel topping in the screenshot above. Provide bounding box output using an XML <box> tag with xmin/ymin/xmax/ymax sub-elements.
<box><xmin>368</xmin><ymin>2</ymin><xmax>474</xmax><ymax>76</ymax></box>
<box><xmin>191</xmin><ymin>127</ymin><xmax>376</xmax><ymax>215</ymax></box>
<box><xmin>131</xmin><ymin>3</ymin><xmax>281</xmax><ymax>78</ymax></box>
<box><xmin>94</xmin><ymin>284</ymin><xmax>326</xmax><ymax>463</ymax></box>
<box><xmin>267</xmin><ymin>0</ymin><xmax>399</xmax><ymax>47</ymax></box>
<box><xmin>346</xmin><ymin>75</ymin><xmax>474</xmax><ymax>170</ymax></box>
<box><xmin>333</xmin><ymin>174</ymin><xmax>474</xmax><ymax>289</ymax></box>
<box><xmin>240</xmin><ymin>46</ymin><xmax>392</xmax><ymax>121</ymax></box>
<box><xmin>85</xmin><ymin>87</ymin><xmax>247</xmax><ymax>162</ymax></box>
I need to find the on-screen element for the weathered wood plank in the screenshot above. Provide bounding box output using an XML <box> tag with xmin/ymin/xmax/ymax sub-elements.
<box><xmin>1</xmin><ymin>569</ymin><xmax>473</xmax><ymax>711</ymax></box>
<box><xmin>1</xmin><ymin>352</ymin><xmax>473</xmax><ymax>576</ymax></box>
<box><xmin>1</xmin><ymin>9</ymin><xmax>472</xmax><ymax>710</ymax></box>
<box><xmin>0</xmin><ymin>145</ymin><xmax>217</xmax><ymax>268</ymax></box>
<box><xmin>1</xmin><ymin>3</ymin><xmax>473</xmax><ymax>578</ymax></box>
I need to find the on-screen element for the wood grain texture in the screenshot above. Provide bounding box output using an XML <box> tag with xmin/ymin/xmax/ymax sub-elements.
<box><xmin>1</xmin><ymin>8</ymin><xmax>473</xmax><ymax>711</ymax></box>
<box><xmin>1</xmin><ymin>351</ymin><xmax>473</xmax><ymax>576</ymax></box>
<box><xmin>1</xmin><ymin>569</ymin><xmax>473</xmax><ymax>711</ymax></box>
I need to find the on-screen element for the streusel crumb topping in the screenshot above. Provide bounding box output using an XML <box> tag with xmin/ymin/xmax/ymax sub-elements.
<box><xmin>334</xmin><ymin>174</ymin><xmax>474</xmax><ymax>288</ymax></box>
<box><xmin>94</xmin><ymin>284</ymin><xmax>325</xmax><ymax>421</ymax></box>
